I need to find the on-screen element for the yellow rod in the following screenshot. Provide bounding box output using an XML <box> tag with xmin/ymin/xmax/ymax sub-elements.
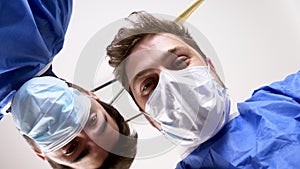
<box><xmin>175</xmin><ymin>0</ymin><xmax>205</xmax><ymax>25</ymax></box>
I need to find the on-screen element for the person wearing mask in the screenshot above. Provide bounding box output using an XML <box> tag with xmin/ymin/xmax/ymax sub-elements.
<box><xmin>106</xmin><ymin>11</ymin><xmax>300</xmax><ymax>168</ymax></box>
<box><xmin>12</xmin><ymin>76</ymin><xmax>137</xmax><ymax>169</ymax></box>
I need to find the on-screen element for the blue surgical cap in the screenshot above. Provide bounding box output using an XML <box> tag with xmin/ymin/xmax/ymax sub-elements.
<box><xmin>12</xmin><ymin>76</ymin><xmax>91</xmax><ymax>153</ymax></box>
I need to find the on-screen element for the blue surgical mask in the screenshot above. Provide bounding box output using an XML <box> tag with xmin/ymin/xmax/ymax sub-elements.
<box><xmin>145</xmin><ymin>66</ymin><xmax>230</xmax><ymax>156</ymax></box>
<box><xmin>12</xmin><ymin>76</ymin><xmax>91</xmax><ymax>153</ymax></box>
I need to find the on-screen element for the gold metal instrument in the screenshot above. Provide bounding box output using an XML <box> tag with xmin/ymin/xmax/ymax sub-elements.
<box><xmin>175</xmin><ymin>0</ymin><xmax>205</xmax><ymax>25</ymax></box>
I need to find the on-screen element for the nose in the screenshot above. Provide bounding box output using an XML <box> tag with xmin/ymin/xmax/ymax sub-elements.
<box><xmin>80</xmin><ymin>130</ymin><xmax>95</xmax><ymax>142</ymax></box>
<box><xmin>81</xmin><ymin>127</ymin><xmax>117</xmax><ymax>152</ymax></box>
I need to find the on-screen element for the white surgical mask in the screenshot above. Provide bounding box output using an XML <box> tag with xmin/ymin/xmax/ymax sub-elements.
<box><xmin>145</xmin><ymin>66</ymin><xmax>230</xmax><ymax>157</ymax></box>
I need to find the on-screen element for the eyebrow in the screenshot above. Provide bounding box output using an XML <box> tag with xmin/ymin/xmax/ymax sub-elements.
<box><xmin>130</xmin><ymin>47</ymin><xmax>179</xmax><ymax>91</ymax></box>
<box><xmin>160</xmin><ymin>47</ymin><xmax>178</xmax><ymax>63</ymax></box>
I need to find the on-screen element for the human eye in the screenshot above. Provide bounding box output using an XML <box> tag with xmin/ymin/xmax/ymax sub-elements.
<box><xmin>140</xmin><ymin>77</ymin><xmax>158</xmax><ymax>97</ymax></box>
<box><xmin>87</xmin><ymin>113</ymin><xmax>98</xmax><ymax>128</ymax></box>
<box><xmin>142</xmin><ymin>79</ymin><xmax>153</xmax><ymax>91</ymax></box>
<box><xmin>171</xmin><ymin>55</ymin><xmax>189</xmax><ymax>70</ymax></box>
<box><xmin>65</xmin><ymin>139</ymin><xmax>79</xmax><ymax>155</ymax></box>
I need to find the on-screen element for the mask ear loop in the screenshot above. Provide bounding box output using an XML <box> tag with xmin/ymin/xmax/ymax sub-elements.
<box><xmin>139</xmin><ymin>110</ymin><xmax>162</xmax><ymax>131</ymax></box>
<box><xmin>34</xmin><ymin>149</ymin><xmax>46</xmax><ymax>161</ymax></box>
<box><xmin>21</xmin><ymin>134</ymin><xmax>46</xmax><ymax>161</ymax></box>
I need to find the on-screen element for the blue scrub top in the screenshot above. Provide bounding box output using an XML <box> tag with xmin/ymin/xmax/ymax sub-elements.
<box><xmin>0</xmin><ymin>0</ymin><xmax>72</xmax><ymax>119</ymax></box>
<box><xmin>176</xmin><ymin>70</ymin><xmax>300</xmax><ymax>169</ymax></box>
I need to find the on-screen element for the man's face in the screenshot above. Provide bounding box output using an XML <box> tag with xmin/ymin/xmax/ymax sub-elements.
<box><xmin>125</xmin><ymin>33</ymin><xmax>210</xmax><ymax>111</ymax></box>
<box><xmin>46</xmin><ymin>98</ymin><xmax>120</xmax><ymax>168</ymax></box>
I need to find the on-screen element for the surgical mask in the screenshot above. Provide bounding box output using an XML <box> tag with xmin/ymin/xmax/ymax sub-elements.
<box><xmin>145</xmin><ymin>66</ymin><xmax>230</xmax><ymax>154</ymax></box>
<box><xmin>12</xmin><ymin>76</ymin><xmax>91</xmax><ymax>153</ymax></box>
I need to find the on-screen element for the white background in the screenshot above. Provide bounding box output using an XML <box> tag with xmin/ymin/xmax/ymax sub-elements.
<box><xmin>1</xmin><ymin>0</ymin><xmax>300</xmax><ymax>168</ymax></box>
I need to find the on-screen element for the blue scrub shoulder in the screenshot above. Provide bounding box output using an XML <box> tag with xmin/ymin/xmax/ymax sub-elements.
<box><xmin>176</xmin><ymin>70</ymin><xmax>300</xmax><ymax>169</ymax></box>
<box><xmin>0</xmin><ymin>0</ymin><xmax>72</xmax><ymax>119</ymax></box>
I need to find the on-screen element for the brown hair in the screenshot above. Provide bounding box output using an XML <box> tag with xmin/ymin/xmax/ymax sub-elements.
<box><xmin>22</xmin><ymin>81</ymin><xmax>137</xmax><ymax>169</ymax></box>
<box><xmin>106</xmin><ymin>11</ymin><xmax>206</xmax><ymax>90</ymax></box>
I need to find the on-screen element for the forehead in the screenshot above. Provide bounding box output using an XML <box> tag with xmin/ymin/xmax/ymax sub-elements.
<box><xmin>125</xmin><ymin>33</ymin><xmax>187</xmax><ymax>83</ymax></box>
<box><xmin>131</xmin><ymin>33</ymin><xmax>185</xmax><ymax>51</ymax></box>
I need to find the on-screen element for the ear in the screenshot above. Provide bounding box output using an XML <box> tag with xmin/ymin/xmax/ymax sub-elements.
<box><xmin>207</xmin><ymin>57</ymin><xmax>219</xmax><ymax>77</ymax></box>
<box><xmin>206</xmin><ymin>57</ymin><xmax>226</xmax><ymax>87</ymax></box>
<box><xmin>22</xmin><ymin>134</ymin><xmax>46</xmax><ymax>161</ymax></box>
<box><xmin>33</xmin><ymin>149</ymin><xmax>46</xmax><ymax>161</ymax></box>
<box><xmin>207</xmin><ymin>57</ymin><xmax>216</xmax><ymax>70</ymax></box>
<box><xmin>88</xmin><ymin>91</ymin><xmax>100</xmax><ymax>101</ymax></box>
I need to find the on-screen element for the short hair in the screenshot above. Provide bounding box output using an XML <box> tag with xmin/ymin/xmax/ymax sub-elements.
<box><xmin>21</xmin><ymin>82</ymin><xmax>137</xmax><ymax>169</ymax></box>
<box><xmin>106</xmin><ymin>11</ymin><xmax>206</xmax><ymax>90</ymax></box>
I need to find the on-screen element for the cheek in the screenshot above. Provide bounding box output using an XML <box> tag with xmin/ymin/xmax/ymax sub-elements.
<box><xmin>132</xmin><ymin>90</ymin><xmax>147</xmax><ymax>111</ymax></box>
<box><xmin>103</xmin><ymin>121</ymin><xmax>120</xmax><ymax>149</ymax></box>
<box><xmin>82</xmin><ymin>146</ymin><xmax>108</xmax><ymax>169</ymax></box>
<box><xmin>45</xmin><ymin>152</ymin><xmax>71</xmax><ymax>167</ymax></box>
<box><xmin>89</xmin><ymin>119</ymin><xmax>120</xmax><ymax>152</ymax></box>
<box><xmin>90</xmin><ymin>144</ymin><xmax>109</xmax><ymax>159</ymax></box>
<box><xmin>189</xmin><ymin>57</ymin><xmax>206</xmax><ymax>67</ymax></box>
